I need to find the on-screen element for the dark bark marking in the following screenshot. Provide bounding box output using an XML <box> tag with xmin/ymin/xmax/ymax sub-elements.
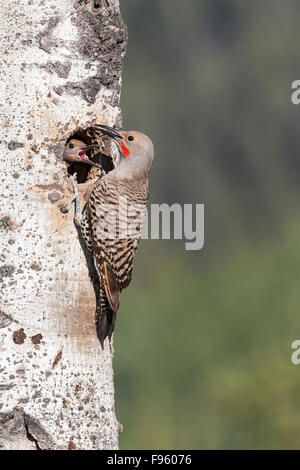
<box><xmin>24</xmin><ymin>413</ymin><xmax>55</xmax><ymax>450</ymax></box>
<box><xmin>54</xmin><ymin>78</ymin><xmax>103</xmax><ymax>104</ymax></box>
<box><xmin>0</xmin><ymin>383</ymin><xmax>15</xmax><ymax>391</ymax></box>
<box><xmin>117</xmin><ymin>421</ymin><xmax>123</xmax><ymax>434</ymax></box>
<box><xmin>0</xmin><ymin>310</ymin><xmax>14</xmax><ymax>329</ymax></box>
<box><xmin>52</xmin><ymin>349</ymin><xmax>63</xmax><ymax>368</ymax></box>
<box><xmin>68</xmin><ymin>440</ymin><xmax>77</xmax><ymax>450</ymax></box>
<box><xmin>12</xmin><ymin>328</ymin><xmax>26</xmax><ymax>345</ymax></box>
<box><xmin>35</xmin><ymin>182</ymin><xmax>65</xmax><ymax>192</ymax></box>
<box><xmin>0</xmin><ymin>265</ymin><xmax>15</xmax><ymax>280</ymax></box>
<box><xmin>8</xmin><ymin>141</ymin><xmax>25</xmax><ymax>151</ymax></box>
<box><xmin>37</xmin><ymin>16</ymin><xmax>60</xmax><ymax>53</ymax></box>
<box><xmin>48</xmin><ymin>191</ymin><xmax>64</xmax><ymax>203</ymax></box>
<box><xmin>31</xmin><ymin>333</ymin><xmax>43</xmax><ymax>345</ymax></box>
<box><xmin>52</xmin><ymin>8</ymin><xmax>128</xmax><ymax>104</ymax></box>
<box><xmin>30</xmin><ymin>263</ymin><xmax>42</xmax><ymax>271</ymax></box>
<box><xmin>0</xmin><ymin>411</ymin><xmax>49</xmax><ymax>450</ymax></box>
<box><xmin>0</xmin><ymin>411</ymin><xmax>27</xmax><ymax>449</ymax></box>
<box><xmin>0</xmin><ymin>216</ymin><xmax>16</xmax><ymax>231</ymax></box>
<box><xmin>44</xmin><ymin>61</ymin><xmax>72</xmax><ymax>79</ymax></box>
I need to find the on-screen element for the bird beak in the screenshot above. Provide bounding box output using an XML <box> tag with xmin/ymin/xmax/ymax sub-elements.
<box><xmin>80</xmin><ymin>144</ymin><xmax>102</xmax><ymax>151</ymax></box>
<box><xmin>80</xmin><ymin>158</ymin><xmax>101</xmax><ymax>168</ymax></box>
<box><xmin>93</xmin><ymin>124</ymin><xmax>123</xmax><ymax>140</ymax></box>
<box><xmin>91</xmin><ymin>125</ymin><xmax>125</xmax><ymax>164</ymax></box>
<box><xmin>77</xmin><ymin>143</ymin><xmax>102</xmax><ymax>168</ymax></box>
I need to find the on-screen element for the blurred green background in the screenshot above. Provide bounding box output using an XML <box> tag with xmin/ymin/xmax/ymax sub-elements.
<box><xmin>114</xmin><ymin>0</ymin><xmax>300</xmax><ymax>449</ymax></box>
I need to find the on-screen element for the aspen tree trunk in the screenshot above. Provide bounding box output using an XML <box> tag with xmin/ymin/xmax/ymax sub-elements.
<box><xmin>0</xmin><ymin>0</ymin><xmax>127</xmax><ymax>450</ymax></box>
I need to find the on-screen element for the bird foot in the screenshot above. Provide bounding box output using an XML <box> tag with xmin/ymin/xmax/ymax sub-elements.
<box><xmin>69</xmin><ymin>173</ymin><xmax>81</xmax><ymax>225</ymax></box>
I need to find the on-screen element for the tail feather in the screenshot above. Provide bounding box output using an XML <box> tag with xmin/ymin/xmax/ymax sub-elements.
<box><xmin>96</xmin><ymin>284</ymin><xmax>117</xmax><ymax>348</ymax></box>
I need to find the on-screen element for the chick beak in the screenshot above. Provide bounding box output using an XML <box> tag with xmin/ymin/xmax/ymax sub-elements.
<box><xmin>78</xmin><ymin>144</ymin><xmax>102</xmax><ymax>168</ymax></box>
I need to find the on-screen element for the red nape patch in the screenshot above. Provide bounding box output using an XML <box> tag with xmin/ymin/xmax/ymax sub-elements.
<box><xmin>120</xmin><ymin>141</ymin><xmax>130</xmax><ymax>157</ymax></box>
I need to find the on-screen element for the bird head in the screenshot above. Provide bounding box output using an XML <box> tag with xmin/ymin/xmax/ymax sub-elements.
<box><xmin>63</xmin><ymin>139</ymin><xmax>101</xmax><ymax>168</ymax></box>
<box><xmin>117</xmin><ymin>131</ymin><xmax>154</xmax><ymax>177</ymax></box>
<box><xmin>93</xmin><ymin>125</ymin><xmax>154</xmax><ymax>177</ymax></box>
<box><xmin>69</xmin><ymin>125</ymin><xmax>154</xmax><ymax>178</ymax></box>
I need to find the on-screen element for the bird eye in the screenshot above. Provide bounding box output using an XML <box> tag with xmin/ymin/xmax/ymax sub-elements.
<box><xmin>69</xmin><ymin>143</ymin><xmax>75</xmax><ymax>149</ymax></box>
<box><xmin>127</xmin><ymin>135</ymin><xmax>134</xmax><ymax>142</ymax></box>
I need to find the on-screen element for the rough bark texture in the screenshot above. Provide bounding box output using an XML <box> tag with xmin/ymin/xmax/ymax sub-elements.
<box><xmin>0</xmin><ymin>0</ymin><xmax>127</xmax><ymax>450</ymax></box>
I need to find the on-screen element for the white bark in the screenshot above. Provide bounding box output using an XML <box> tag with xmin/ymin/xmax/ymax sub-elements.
<box><xmin>0</xmin><ymin>0</ymin><xmax>127</xmax><ymax>450</ymax></box>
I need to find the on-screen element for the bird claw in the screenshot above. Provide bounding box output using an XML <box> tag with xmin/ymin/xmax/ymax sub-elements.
<box><xmin>74</xmin><ymin>214</ymin><xmax>82</xmax><ymax>227</ymax></box>
<box><xmin>70</xmin><ymin>173</ymin><xmax>79</xmax><ymax>197</ymax></box>
<box><xmin>69</xmin><ymin>173</ymin><xmax>81</xmax><ymax>224</ymax></box>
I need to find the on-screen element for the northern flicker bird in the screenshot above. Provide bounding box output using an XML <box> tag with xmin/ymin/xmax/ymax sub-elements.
<box><xmin>63</xmin><ymin>139</ymin><xmax>102</xmax><ymax>167</ymax></box>
<box><xmin>64</xmin><ymin>126</ymin><xmax>154</xmax><ymax>347</ymax></box>
<box><xmin>63</xmin><ymin>138</ymin><xmax>106</xmax><ymax>181</ymax></box>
